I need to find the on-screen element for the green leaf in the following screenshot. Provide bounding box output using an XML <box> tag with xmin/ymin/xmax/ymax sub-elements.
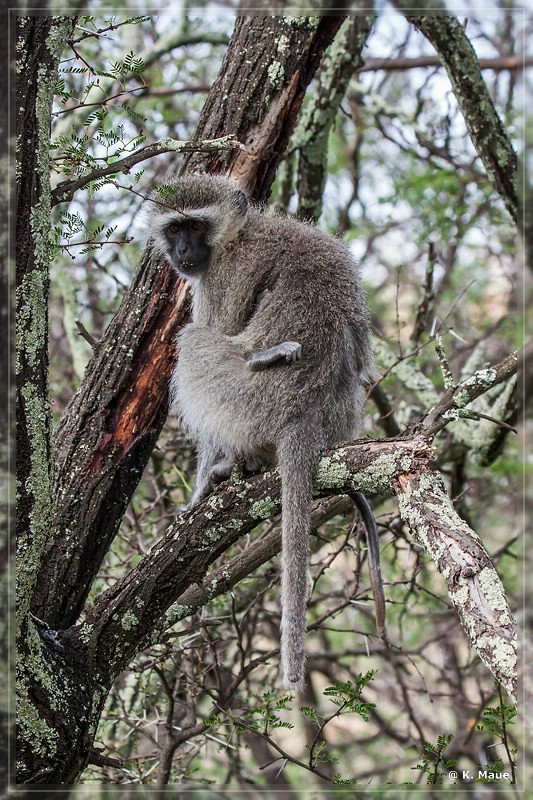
<box><xmin>299</xmin><ymin>705</ymin><xmax>320</xmax><ymax>724</ymax></box>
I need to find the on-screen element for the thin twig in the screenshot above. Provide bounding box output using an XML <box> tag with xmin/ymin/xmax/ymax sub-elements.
<box><xmin>51</xmin><ymin>135</ymin><xmax>246</xmax><ymax>206</ymax></box>
<box><xmin>455</xmin><ymin>410</ymin><xmax>517</xmax><ymax>434</ymax></box>
<box><xmin>75</xmin><ymin>319</ymin><xmax>99</xmax><ymax>349</ymax></box>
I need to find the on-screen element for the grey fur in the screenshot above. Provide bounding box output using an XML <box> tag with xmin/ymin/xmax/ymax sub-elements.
<box><xmin>148</xmin><ymin>174</ymin><xmax>375</xmax><ymax>692</ymax></box>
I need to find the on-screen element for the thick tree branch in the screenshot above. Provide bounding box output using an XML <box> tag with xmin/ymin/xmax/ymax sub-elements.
<box><xmin>144</xmin><ymin>496</ymin><xmax>353</xmax><ymax>649</ymax></box>
<box><xmin>294</xmin><ymin>15</ymin><xmax>375</xmax><ymax>220</ymax></box>
<box><xmin>182</xmin><ymin>15</ymin><xmax>347</xmax><ymax>199</ymax></box>
<box><xmin>395</xmin><ymin>471</ymin><xmax>517</xmax><ymax>700</ymax></box>
<box><xmin>419</xmin><ymin>349</ymin><xmax>518</xmax><ymax>437</ymax></box>
<box><xmin>63</xmin><ymin>437</ymin><xmax>430</xmax><ymax>681</ymax></box>
<box><xmin>58</xmin><ymin>434</ymin><xmax>516</xmax><ymax>704</ymax></box>
<box><xmin>406</xmin><ymin>15</ymin><xmax>517</xmax><ymax>223</ymax></box>
<box><xmin>31</xmin><ymin>254</ymin><xmax>191</xmax><ymax>626</ymax></box>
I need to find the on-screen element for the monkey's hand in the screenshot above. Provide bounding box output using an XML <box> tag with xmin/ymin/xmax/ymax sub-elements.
<box><xmin>246</xmin><ymin>341</ymin><xmax>302</xmax><ymax>371</ymax></box>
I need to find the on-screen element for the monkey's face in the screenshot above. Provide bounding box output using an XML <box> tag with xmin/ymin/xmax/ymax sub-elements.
<box><xmin>149</xmin><ymin>175</ymin><xmax>249</xmax><ymax>277</ymax></box>
<box><xmin>163</xmin><ymin>217</ymin><xmax>213</xmax><ymax>277</ymax></box>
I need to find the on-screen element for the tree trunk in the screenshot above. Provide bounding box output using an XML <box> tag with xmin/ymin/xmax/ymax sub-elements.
<box><xmin>16</xmin><ymin>15</ymin><xmax>63</xmax><ymax>631</ymax></box>
<box><xmin>294</xmin><ymin>15</ymin><xmax>375</xmax><ymax>221</ymax></box>
<box><xmin>1</xmin><ymin>9</ymin><xmax>14</xmax><ymax>786</ymax></box>
<box><xmin>15</xmin><ymin>14</ymin><xmax>83</xmax><ymax>784</ymax></box>
<box><xmin>183</xmin><ymin>15</ymin><xmax>348</xmax><ymax>197</ymax></box>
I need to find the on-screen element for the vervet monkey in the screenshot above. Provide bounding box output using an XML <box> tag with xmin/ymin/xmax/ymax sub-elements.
<box><xmin>148</xmin><ymin>173</ymin><xmax>381</xmax><ymax>692</ymax></box>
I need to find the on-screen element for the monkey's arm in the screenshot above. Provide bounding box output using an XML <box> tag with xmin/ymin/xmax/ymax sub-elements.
<box><xmin>247</xmin><ymin>341</ymin><xmax>302</xmax><ymax>372</ymax></box>
<box><xmin>245</xmin><ymin>287</ymin><xmax>303</xmax><ymax>371</ymax></box>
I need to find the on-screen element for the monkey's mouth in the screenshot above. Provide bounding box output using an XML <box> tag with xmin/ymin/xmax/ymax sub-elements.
<box><xmin>171</xmin><ymin>257</ymin><xmax>207</xmax><ymax>277</ymax></box>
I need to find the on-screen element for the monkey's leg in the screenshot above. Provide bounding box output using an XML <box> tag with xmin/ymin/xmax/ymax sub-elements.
<box><xmin>246</xmin><ymin>341</ymin><xmax>302</xmax><ymax>371</ymax></box>
<box><xmin>181</xmin><ymin>438</ymin><xmax>234</xmax><ymax>513</ymax></box>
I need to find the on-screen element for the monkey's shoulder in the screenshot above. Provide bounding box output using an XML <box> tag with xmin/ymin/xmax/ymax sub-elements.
<box><xmin>244</xmin><ymin>209</ymin><xmax>345</xmax><ymax>243</ymax></box>
<box><xmin>240</xmin><ymin>210</ymin><xmax>357</xmax><ymax>270</ymax></box>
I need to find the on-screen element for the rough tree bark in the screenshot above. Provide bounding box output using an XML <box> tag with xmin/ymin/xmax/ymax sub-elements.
<box><xmin>59</xmin><ymin>434</ymin><xmax>517</xmax><ymax>701</ymax></box>
<box><xmin>17</xmin><ymin>16</ymin><xmax>76</xmax><ymax>632</ymax></box>
<box><xmin>17</xmin><ymin>14</ymin><xmax>350</xmax><ymax>784</ymax></box>
<box><xmin>1</xmin><ymin>9</ymin><xmax>14</xmax><ymax>792</ymax></box>
<box><xmin>60</xmin><ymin>438</ymin><xmax>428</xmax><ymax>683</ymax></box>
<box><xmin>395</xmin><ymin>469</ymin><xmax>516</xmax><ymax>699</ymax></box>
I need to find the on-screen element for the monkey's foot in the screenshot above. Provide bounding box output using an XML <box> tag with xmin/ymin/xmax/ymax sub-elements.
<box><xmin>247</xmin><ymin>341</ymin><xmax>302</xmax><ymax>371</ymax></box>
<box><xmin>179</xmin><ymin>459</ymin><xmax>235</xmax><ymax>515</ymax></box>
<box><xmin>179</xmin><ymin>481</ymin><xmax>211</xmax><ymax>514</ymax></box>
<box><xmin>209</xmin><ymin>460</ymin><xmax>233</xmax><ymax>484</ymax></box>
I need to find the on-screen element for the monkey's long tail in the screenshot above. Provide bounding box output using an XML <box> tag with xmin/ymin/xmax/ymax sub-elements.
<box><xmin>277</xmin><ymin>431</ymin><xmax>319</xmax><ymax>694</ymax></box>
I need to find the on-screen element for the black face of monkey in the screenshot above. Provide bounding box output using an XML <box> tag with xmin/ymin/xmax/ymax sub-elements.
<box><xmin>164</xmin><ymin>217</ymin><xmax>212</xmax><ymax>276</ymax></box>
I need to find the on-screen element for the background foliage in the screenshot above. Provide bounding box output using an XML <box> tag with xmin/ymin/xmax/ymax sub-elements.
<box><xmin>29</xmin><ymin>2</ymin><xmax>525</xmax><ymax>791</ymax></box>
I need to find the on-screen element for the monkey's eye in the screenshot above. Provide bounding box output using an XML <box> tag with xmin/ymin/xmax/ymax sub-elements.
<box><xmin>166</xmin><ymin>223</ymin><xmax>180</xmax><ymax>235</ymax></box>
<box><xmin>189</xmin><ymin>219</ymin><xmax>206</xmax><ymax>234</ymax></box>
